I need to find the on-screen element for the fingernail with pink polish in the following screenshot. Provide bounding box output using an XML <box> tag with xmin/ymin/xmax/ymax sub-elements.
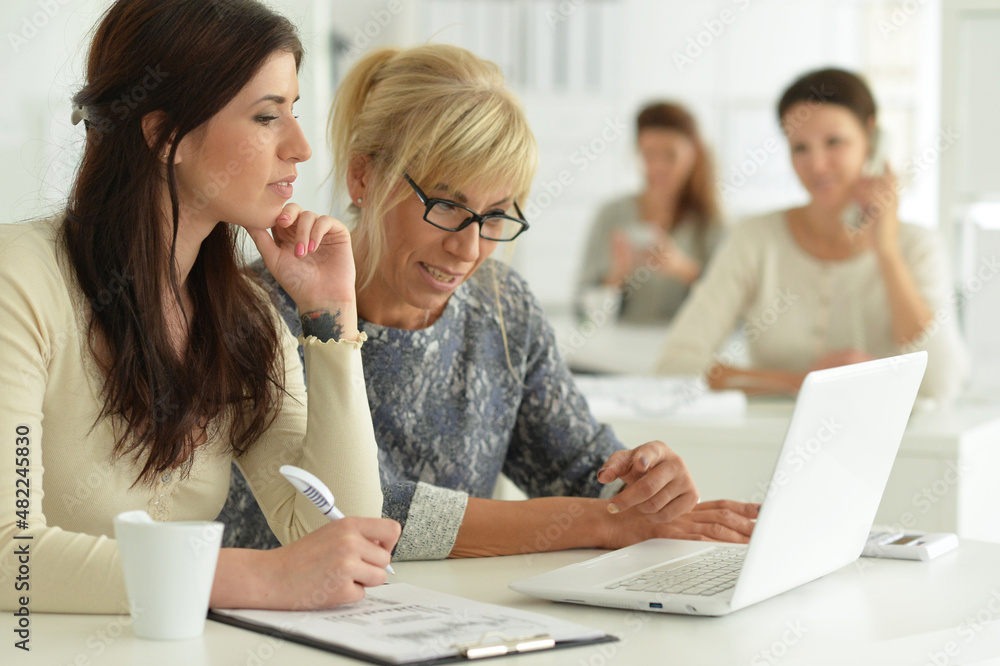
<box><xmin>295</xmin><ymin>242</ymin><xmax>305</xmax><ymax>257</ymax></box>
<box><xmin>278</xmin><ymin>214</ymin><xmax>291</xmax><ymax>222</ymax></box>
<box><xmin>308</xmin><ymin>240</ymin><xmax>316</xmax><ymax>252</ymax></box>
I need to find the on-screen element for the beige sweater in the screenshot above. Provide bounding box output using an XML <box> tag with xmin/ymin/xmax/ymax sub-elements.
<box><xmin>0</xmin><ymin>218</ymin><xmax>383</xmax><ymax>613</ymax></box>
<box><xmin>656</xmin><ymin>211</ymin><xmax>969</xmax><ymax>401</ymax></box>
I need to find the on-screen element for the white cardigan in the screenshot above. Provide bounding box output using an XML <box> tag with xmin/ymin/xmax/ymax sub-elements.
<box><xmin>655</xmin><ymin>211</ymin><xmax>969</xmax><ymax>401</ymax></box>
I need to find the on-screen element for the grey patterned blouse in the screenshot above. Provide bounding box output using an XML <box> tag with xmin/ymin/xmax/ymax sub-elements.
<box><xmin>217</xmin><ymin>259</ymin><xmax>624</xmax><ymax>559</ymax></box>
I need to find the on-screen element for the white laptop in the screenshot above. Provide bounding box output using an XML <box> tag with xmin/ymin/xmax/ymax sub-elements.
<box><xmin>510</xmin><ymin>351</ymin><xmax>927</xmax><ymax>616</ymax></box>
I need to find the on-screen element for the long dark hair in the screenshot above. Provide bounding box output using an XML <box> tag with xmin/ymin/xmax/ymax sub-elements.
<box><xmin>65</xmin><ymin>0</ymin><xmax>303</xmax><ymax>485</ymax></box>
<box><xmin>636</xmin><ymin>101</ymin><xmax>721</xmax><ymax>229</ymax></box>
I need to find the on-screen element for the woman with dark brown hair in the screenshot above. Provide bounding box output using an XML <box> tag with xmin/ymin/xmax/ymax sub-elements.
<box><xmin>575</xmin><ymin>101</ymin><xmax>724</xmax><ymax>325</ymax></box>
<box><xmin>656</xmin><ymin>68</ymin><xmax>968</xmax><ymax>400</ymax></box>
<box><xmin>0</xmin><ymin>0</ymin><xmax>398</xmax><ymax>614</ymax></box>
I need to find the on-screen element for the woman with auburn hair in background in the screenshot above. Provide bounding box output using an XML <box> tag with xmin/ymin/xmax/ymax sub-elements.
<box><xmin>223</xmin><ymin>44</ymin><xmax>759</xmax><ymax>559</ymax></box>
<box><xmin>656</xmin><ymin>68</ymin><xmax>968</xmax><ymax>400</ymax></box>
<box><xmin>575</xmin><ymin>102</ymin><xmax>724</xmax><ymax>325</ymax></box>
<box><xmin>0</xmin><ymin>0</ymin><xmax>398</xmax><ymax>614</ymax></box>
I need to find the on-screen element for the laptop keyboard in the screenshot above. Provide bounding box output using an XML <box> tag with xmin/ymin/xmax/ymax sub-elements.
<box><xmin>605</xmin><ymin>548</ymin><xmax>746</xmax><ymax>597</ymax></box>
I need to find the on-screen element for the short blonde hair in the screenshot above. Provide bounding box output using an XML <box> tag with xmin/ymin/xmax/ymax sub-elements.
<box><xmin>328</xmin><ymin>44</ymin><xmax>538</xmax><ymax>290</ymax></box>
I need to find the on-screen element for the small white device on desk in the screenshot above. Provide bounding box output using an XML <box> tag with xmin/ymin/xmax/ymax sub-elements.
<box><xmin>862</xmin><ymin>530</ymin><xmax>959</xmax><ymax>560</ymax></box>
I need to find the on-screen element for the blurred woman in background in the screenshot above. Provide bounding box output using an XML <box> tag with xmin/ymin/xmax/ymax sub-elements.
<box><xmin>575</xmin><ymin>102</ymin><xmax>724</xmax><ymax>325</ymax></box>
<box><xmin>656</xmin><ymin>68</ymin><xmax>968</xmax><ymax>401</ymax></box>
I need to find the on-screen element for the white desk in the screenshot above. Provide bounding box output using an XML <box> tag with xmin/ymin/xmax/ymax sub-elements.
<box><xmin>15</xmin><ymin>541</ymin><xmax>1000</xmax><ymax>665</ymax></box>
<box><xmin>597</xmin><ymin>394</ymin><xmax>1000</xmax><ymax>543</ymax></box>
<box><xmin>548</xmin><ymin>314</ymin><xmax>671</xmax><ymax>375</ymax></box>
<box><xmin>546</xmin><ymin>314</ymin><xmax>1000</xmax><ymax>541</ymax></box>
<box><xmin>547</xmin><ymin>314</ymin><xmax>748</xmax><ymax>375</ymax></box>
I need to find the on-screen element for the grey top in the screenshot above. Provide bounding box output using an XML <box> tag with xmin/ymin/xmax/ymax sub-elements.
<box><xmin>218</xmin><ymin>258</ymin><xmax>625</xmax><ymax>559</ymax></box>
<box><xmin>575</xmin><ymin>193</ymin><xmax>723</xmax><ymax>325</ymax></box>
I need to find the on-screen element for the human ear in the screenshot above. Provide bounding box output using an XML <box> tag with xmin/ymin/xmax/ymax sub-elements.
<box><xmin>346</xmin><ymin>153</ymin><xmax>370</xmax><ymax>205</ymax></box>
<box><xmin>140</xmin><ymin>110</ymin><xmax>179</xmax><ymax>163</ymax></box>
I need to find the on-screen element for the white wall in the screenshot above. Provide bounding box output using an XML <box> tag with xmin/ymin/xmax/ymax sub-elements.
<box><xmin>1</xmin><ymin>0</ymin><xmax>109</xmax><ymax>224</ymax></box>
<box><xmin>941</xmin><ymin>1</ymin><xmax>1000</xmax><ymax>392</ymax></box>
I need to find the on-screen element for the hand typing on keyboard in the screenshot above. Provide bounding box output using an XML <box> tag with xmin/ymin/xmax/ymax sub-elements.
<box><xmin>597</xmin><ymin>440</ymin><xmax>699</xmax><ymax>521</ymax></box>
<box><xmin>599</xmin><ymin>500</ymin><xmax>760</xmax><ymax>551</ymax></box>
<box><xmin>595</xmin><ymin>441</ymin><xmax>758</xmax><ymax>549</ymax></box>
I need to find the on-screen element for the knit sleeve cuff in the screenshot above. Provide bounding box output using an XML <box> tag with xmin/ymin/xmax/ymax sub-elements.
<box><xmin>392</xmin><ymin>482</ymin><xmax>469</xmax><ymax>561</ymax></box>
<box><xmin>298</xmin><ymin>330</ymin><xmax>367</xmax><ymax>350</ymax></box>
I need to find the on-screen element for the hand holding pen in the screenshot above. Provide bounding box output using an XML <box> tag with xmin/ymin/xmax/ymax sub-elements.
<box><xmin>281</xmin><ymin>465</ymin><xmax>396</xmax><ymax>574</ymax></box>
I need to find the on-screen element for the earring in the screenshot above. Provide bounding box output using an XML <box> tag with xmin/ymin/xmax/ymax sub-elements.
<box><xmin>163</xmin><ymin>153</ymin><xmax>168</xmax><ymax>159</ymax></box>
<box><xmin>356</xmin><ymin>197</ymin><xmax>363</xmax><ymax>205</ymax></box>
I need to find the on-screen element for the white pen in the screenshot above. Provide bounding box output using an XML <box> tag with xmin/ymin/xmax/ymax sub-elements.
<box><xmin>279</xmin><ymin>464</ymin><xmax>395</xmax><ymax>574</ymax></box>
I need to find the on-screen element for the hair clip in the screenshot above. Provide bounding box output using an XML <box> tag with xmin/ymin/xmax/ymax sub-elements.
<box><xmin>71</xmin><ymin>104</ymin><xmax>90</xmax><ymax>126</ymax></box>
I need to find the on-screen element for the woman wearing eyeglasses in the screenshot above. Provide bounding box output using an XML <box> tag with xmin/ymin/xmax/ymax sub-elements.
<box><xmin>223</xmin><ymin>44</ymin><xmax>758</xmax><ymax>560</ymax></box>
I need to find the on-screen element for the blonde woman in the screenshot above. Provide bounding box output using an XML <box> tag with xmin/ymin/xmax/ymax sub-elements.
<box><xmin>226</xmin><ymin>44</ymin><xmax>759</xmax><ymax>558</ymax></box>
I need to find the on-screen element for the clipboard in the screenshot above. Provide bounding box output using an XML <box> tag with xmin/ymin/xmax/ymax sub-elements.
<box><xmin>208</xmin><ymin>583</ymin><xmax>617</xmax><ymax>665</ymax></box>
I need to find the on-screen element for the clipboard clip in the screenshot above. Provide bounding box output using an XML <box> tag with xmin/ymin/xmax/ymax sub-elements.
<box><xmin>454</xmin><ymin>631</ymin><xmax>556</xmax><ymax>659</ymax></box>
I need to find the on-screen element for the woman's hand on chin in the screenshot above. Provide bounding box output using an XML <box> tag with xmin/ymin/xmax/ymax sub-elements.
<box><xmin>247</xmin><ymin>203</ymin><xmax>356</xmax><ymax>312</ymax></box>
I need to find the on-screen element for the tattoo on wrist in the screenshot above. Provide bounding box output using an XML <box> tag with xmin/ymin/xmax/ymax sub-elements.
<box><xmin>300</xmin><ymin>309</ymin><xmax>344</xmax><ymax>342</ymax></box>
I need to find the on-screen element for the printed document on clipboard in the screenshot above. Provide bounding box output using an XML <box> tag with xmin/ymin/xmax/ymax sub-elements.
<box><xmin>209</xmin><ymin>583</ymin><xmax>615</xmax><ymax>665</ymax></box>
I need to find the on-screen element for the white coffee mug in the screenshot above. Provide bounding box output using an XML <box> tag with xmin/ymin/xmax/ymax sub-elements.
<box><xmin>113</xmin><ymin>510</ymin><xmax>223</xmax><ymax>640</ymax></box>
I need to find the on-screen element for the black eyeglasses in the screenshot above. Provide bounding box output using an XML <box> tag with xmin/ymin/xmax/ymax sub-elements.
<box><xmin>403</xmin><ymin>173</ymin><xmax>529</xmax><ymax>242</ymax></box>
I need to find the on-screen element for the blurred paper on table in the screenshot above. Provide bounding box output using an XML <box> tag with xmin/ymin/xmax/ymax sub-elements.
<box><xmin>574</xmin><ymin>375</ymin><xmax>747</xmax><ymax>420</ymax></box>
